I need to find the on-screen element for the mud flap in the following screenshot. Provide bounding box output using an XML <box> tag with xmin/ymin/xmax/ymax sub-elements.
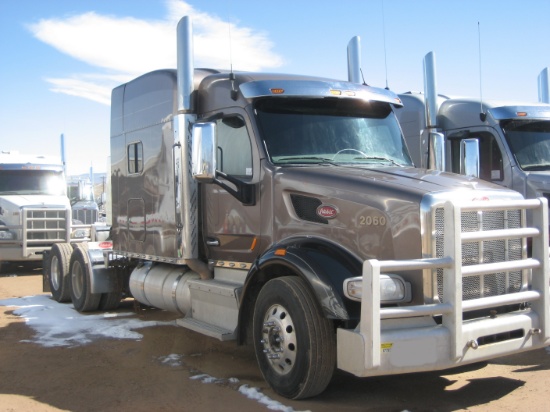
<box><xmin>42</xmin><ymin>250</ymin><xmax>51</xmax><ymax>293</ymax></box>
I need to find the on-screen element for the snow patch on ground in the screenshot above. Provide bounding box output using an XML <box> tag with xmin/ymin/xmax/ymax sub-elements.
<box><xmin>0</xmin><ymin>294</ymin><xmax>171</xmax><ymax>347</ymax></box>
<box><xmin>1</xmin><ymin>295</ymin><xmax>303</xmax><ymax>411</ymax></box>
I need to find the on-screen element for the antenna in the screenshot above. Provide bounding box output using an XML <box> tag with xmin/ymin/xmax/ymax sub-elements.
<box><xmin>478</xmin><ymin>22</ymin><xmax>486</xmax><ymax>122</ymax></box>
<box><xmin>360</xmin><ymin>68</ymin><xmax>367</xmax><ymax>86</ymax></box>
<box><xmin>382</xmin><ymin>0</ymin><xmax>389</xmax><ymax>89</ymax></box>
<box><xmin>228</xmin><ymin>21</ymin><xmax>234</xmax><ymax>73</ymax></box>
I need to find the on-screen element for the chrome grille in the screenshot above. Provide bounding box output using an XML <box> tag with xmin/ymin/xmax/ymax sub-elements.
<box><xmin>435</xmin><ymin>208</ymin><xmax>524</xmax><ymax>301</ymax></box>
<box><xmin>73</xmin><ymin>208</ymin><xmax>98</xmax><ymax>224</ymax></box>
<box><xmin>25</xmin><ymin>209</ymin><xmax>68</xmax><ymax>245</ymax></box>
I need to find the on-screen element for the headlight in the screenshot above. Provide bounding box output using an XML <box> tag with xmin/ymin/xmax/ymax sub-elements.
<box><xmin>0</xmin><ymin>230</ymin><xmax>15</xmax><ymax>240</ymax></box>
<box><xmin>344</xmin><ymin>274</ymin><xmax>411</xmax><ymax>303</ymax></box>
<box><xmin>71</xmin><ymin>228</ymin><xmax>91</xmax><ymax>239</ymax></box>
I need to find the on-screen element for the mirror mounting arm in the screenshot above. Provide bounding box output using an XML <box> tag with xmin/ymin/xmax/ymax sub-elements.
<box><xmin>214</xmin><ymin>171</ymin><xmax>256</xmax><ymax>206</ymax></box>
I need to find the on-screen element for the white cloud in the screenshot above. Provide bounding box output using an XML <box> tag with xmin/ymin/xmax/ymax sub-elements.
<box><xmin>27</xmin><ymin>0</ymin><xmax>284</xmax><ymax>105</ymax></box>
<box><xmin>46</xmin><ymin>75</ymin><xmax>117</xmax><ymax>105</ymax></box>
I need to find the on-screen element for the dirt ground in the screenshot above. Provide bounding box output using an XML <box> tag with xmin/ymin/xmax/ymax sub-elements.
<box><xmin>1</xmin><ymin>270</ymin><xmax>550</xmax><ymax>412</ymax></box>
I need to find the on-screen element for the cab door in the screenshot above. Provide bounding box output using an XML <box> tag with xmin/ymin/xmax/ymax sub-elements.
<box><xmin>201</xmin><ymin>111</ymin><xmax>262</xmax><ymax>264</ymax></box>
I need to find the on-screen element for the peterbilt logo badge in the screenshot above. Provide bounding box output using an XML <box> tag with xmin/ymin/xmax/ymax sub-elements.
<box><xmin>317</xmin><ymin>204</ymin><xmax>338</xmax><ymax>219</ymax></box>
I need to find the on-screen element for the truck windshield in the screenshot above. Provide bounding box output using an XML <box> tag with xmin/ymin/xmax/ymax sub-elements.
<box><xmin>501</xmin><ymin>119</ymin><xmax>550</xmax><ymax>171</ymax></box>
<box><xmin>0</xmin><ymin>170</ymin><xmax>66</xmax><ymax>196</ymax></box>
<box><xmin>254</xmin><ymin>98</ymin><xmax>412</xmax><ymax>166</ymax></box>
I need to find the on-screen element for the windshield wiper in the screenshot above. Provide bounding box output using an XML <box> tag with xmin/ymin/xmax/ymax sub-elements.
<box><xmin>521</xmin><ymin>164</ymin><xmax>550</xmax><ymax>171</ymax></box>
<box><xmin>351</xmin><ymin>156</ymin><xmax>405</xmax><ymax>167</ymax></box>
<box><xmin>275</xmin><ymin>156</ymin><xmax>336</xmax><ymax>164</ymax></box>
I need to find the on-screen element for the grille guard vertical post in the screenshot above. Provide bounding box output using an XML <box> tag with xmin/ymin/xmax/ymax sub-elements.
<box><xmin>361</xmin><ymin>259</ymin><xmax>381</xmax><ymax>369</ymax></box>
<box><xmin>443</xmin><ymin>200</ymin><xmax>463</xmax><ymax>360</ymax></box>
<box><xmin>529</xmin><ymin>197</ymin><xmax>549</xmax><ymax>340</ymax></box>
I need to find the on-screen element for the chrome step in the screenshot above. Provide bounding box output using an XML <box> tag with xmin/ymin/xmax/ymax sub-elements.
<box><xmin>176</xmin><ymin>317</ymin><xmax>236</xmax><ymax>341</ymax></box>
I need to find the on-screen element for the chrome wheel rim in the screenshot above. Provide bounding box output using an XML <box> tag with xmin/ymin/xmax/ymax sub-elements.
<box><xmin>50</xmin><ymin>255</ymin><xmax>60</xmax><ymax>290</ymax></box>
<box><xmin>260</xmin><ymin>304</ymin><xmax>297</xmax><ymax>376</ymax></box>
<box><xmin>71</xmin><ymin>261</ymin><xmax>84</xmax><ymax>299</ymax></box>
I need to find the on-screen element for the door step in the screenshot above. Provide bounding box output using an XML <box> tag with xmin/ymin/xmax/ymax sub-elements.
<box><xmin>176</xmin><ymin>317</ymin><xmax>236</xmax><ymax>341</ymax></box>
<box><xmin>175</xmin><ymin>278</ymin><xmax>241</xmax><ymax>341</ymax></box>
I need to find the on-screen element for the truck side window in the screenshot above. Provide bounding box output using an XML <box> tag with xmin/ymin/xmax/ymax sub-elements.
<box><xmin>477</xmin><ymin>134</ymin><xmax>503</xmax><ymax>181</ymax></box>
<box><xmin>128</xmin><ymin>142</ymin><xmax>143</xmax><ymax>174</ymax></box>
<box><xmin>489</xmin><ymin>136</ymin><xmax>504</xmax><ymax>181</ymax></box>
<box><xmin>450</xmin><ymin>133</ymin><xmax>503</xmax><ymax>181</ymax></box>
<box><xmin>216</xmin><ymin>116</ymin><xmax>252</xmax><ymax>177</ymax></box>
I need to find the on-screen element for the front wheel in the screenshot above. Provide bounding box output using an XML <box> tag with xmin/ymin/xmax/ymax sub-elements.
<box><xmin>69</xmin><ymin>245</ymin><xmax>101</xmax><ymax>312</ymax></box>
<box><xmin>253</xmin><ymin>276</ymin><xmax>336</xmax><ymax>399</ymax></box>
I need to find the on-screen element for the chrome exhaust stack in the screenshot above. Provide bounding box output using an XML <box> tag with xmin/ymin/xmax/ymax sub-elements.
<box><xmin>423</xmin><ymin>52</ymin><xmax>439</xmax><ymax>129</ymax></box>
<box><xmin>173</xmin><ymin>16</ymin><xmax>211</xmax><ymax>279</ymax></box>
<box><xmin>422</xmin><ymin>52</ymin><xmax>446</xmax><ymax>172</ymax></box>
<box><xmin>347</xmin><ymin>36</ymin><xmax>362</xmax><ymax>84</ymax></box>
<box><xmin>539</xmin><ymin>67</ymin><xmax>549</xmax><ymax>104</ymax></box>
<box><xmin>177</xmin><ymin>16</ymin><xmax>194</xmax><ymax>112</ymax></box>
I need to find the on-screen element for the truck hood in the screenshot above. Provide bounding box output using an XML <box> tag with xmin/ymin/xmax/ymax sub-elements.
<box><xmin>273</xmin><ymin>165</ymin><xmax>522</xmax><ymax>263</ymax></box>
<box><xmin>279</xmin><ymin>165</ymin><xmax>516</xmax><ymax>203</ymax></box>
<box><xmin>0</xmin><ymin>195</ymin><xmax>70</xmax><ymax>210</ymax></box>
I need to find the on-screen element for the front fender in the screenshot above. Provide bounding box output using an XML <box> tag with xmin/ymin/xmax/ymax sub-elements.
<box><xmin>240</xmin><ymin>237</ymin><xmax>362</xmax><ymax>329</ymax></box>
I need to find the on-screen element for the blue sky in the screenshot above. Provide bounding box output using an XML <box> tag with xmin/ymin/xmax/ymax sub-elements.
<box><xmin>1</xmin><ymin>0</ymin><xmax>549</xmax><ymax>175</ymax></box>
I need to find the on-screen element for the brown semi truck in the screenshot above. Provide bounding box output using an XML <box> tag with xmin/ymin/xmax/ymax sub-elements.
<box><xmin>43</xmin><ymin>16</ymin><xmax>550</xmax><ymax>399</ymax></box>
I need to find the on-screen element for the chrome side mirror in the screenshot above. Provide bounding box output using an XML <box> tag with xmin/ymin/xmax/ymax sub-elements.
<box><xmin>428</xmin><ymin>131</ymin><xmax>445</xmax><ymax>171</ymax></box>
<box><xmin>460</xmin><ymin>138</ymin><xmax>480</xmax><ymax>178</ymax></box>
<box><xmin>191</xmin><ymin>122</ymin><xmax>217</xmax><ymax>182</ymax></box>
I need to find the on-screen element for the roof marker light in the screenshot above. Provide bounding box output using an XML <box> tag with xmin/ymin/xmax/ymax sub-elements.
<box><xmin>517</xmin><ymin>112</ymin><xmax>528</xmax><ymax>117</ymax></box>
<box><xmin>330</xmin><ymin>89</ymin><xmax>342</xmax><ymax>96</ymax></box>
<box><xmin>270</xmin><ymin>88</ymin><xmax>285</xmax><ymax>94</ymax></box>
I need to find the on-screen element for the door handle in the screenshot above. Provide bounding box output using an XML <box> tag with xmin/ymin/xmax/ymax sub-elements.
<box><xmin>206</xmin><ymin>238</ymin><xmax>220</xmax><ymax>246</ymax></box>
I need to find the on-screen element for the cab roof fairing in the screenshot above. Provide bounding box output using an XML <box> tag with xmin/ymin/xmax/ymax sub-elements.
<box><xmin>239</xmin><ymin>79</ymin><xmax>403</xmax><ymax>107</ymax></box>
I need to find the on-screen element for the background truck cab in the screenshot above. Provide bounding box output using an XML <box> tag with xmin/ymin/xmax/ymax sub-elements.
<box><xmin>0</xmin><ymin>151</ymin><xmax>71</xmax><ymax>272</ymax></box>
<box><xmin>396</xmin><ymin>52</ymin><xmax>550</xmax><ymax>206</ymax></box>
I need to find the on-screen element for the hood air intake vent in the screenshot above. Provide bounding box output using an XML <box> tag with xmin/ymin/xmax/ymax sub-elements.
<box><xmin>290</xmin><ymin>194</ymin><xmax>328</xmax><ymax>224</ymax></box>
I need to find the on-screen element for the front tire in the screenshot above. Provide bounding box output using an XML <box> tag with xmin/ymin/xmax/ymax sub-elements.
<box><xmin>69</xmin><ymin>245</ymin><xmax>101</xmax><ymax>312</ymax></box>
<box><xmin>253</xmin><ymin>276</ymin><xmax>336</xmax><ymax>399</ymax></box>
<box><xmin>48</xmin><ymin>243</ymin><xmax>72</xmax><ymax>302</ymax></box>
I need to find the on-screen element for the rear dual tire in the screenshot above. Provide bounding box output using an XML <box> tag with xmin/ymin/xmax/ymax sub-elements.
<box><xmin>68</xmin><ymin>244</ymin><xmax>121</xmax><ymax>312</ymax></box>
<box><xmin>48</xmin><ymin>243</ymin><xmax>73</xmax><ymax>302</ymax></box>
<box><xmin>69</xmin><ymin>244</ymin><xmax>101</xmax><ymax>312</ymax></box>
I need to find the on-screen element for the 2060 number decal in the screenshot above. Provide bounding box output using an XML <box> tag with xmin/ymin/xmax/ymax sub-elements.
<box><xmin>359</xmin><ymin>215</ymin><xmax>387</xmax><ymax>226</ymax></box>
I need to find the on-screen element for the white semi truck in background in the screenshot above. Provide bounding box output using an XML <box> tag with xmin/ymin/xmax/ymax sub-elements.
<box><xmin>395</xmin><ymin>52</ymin><xmax>550</xmax><ymax>207</ymax></box>
<box><xmin>0</xmin><ymin>151</ymin><xmax>71</xmax><ymax>272</ymax></box>
<box><xmin>43</xmin><ymin>18</ymin><xmax>550</xmax><ymax>399</ymax></box>
<box><xmin>68</xmin><ymin>177</ymin><xmax>100</xmax><ymax>225</ymax></box>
